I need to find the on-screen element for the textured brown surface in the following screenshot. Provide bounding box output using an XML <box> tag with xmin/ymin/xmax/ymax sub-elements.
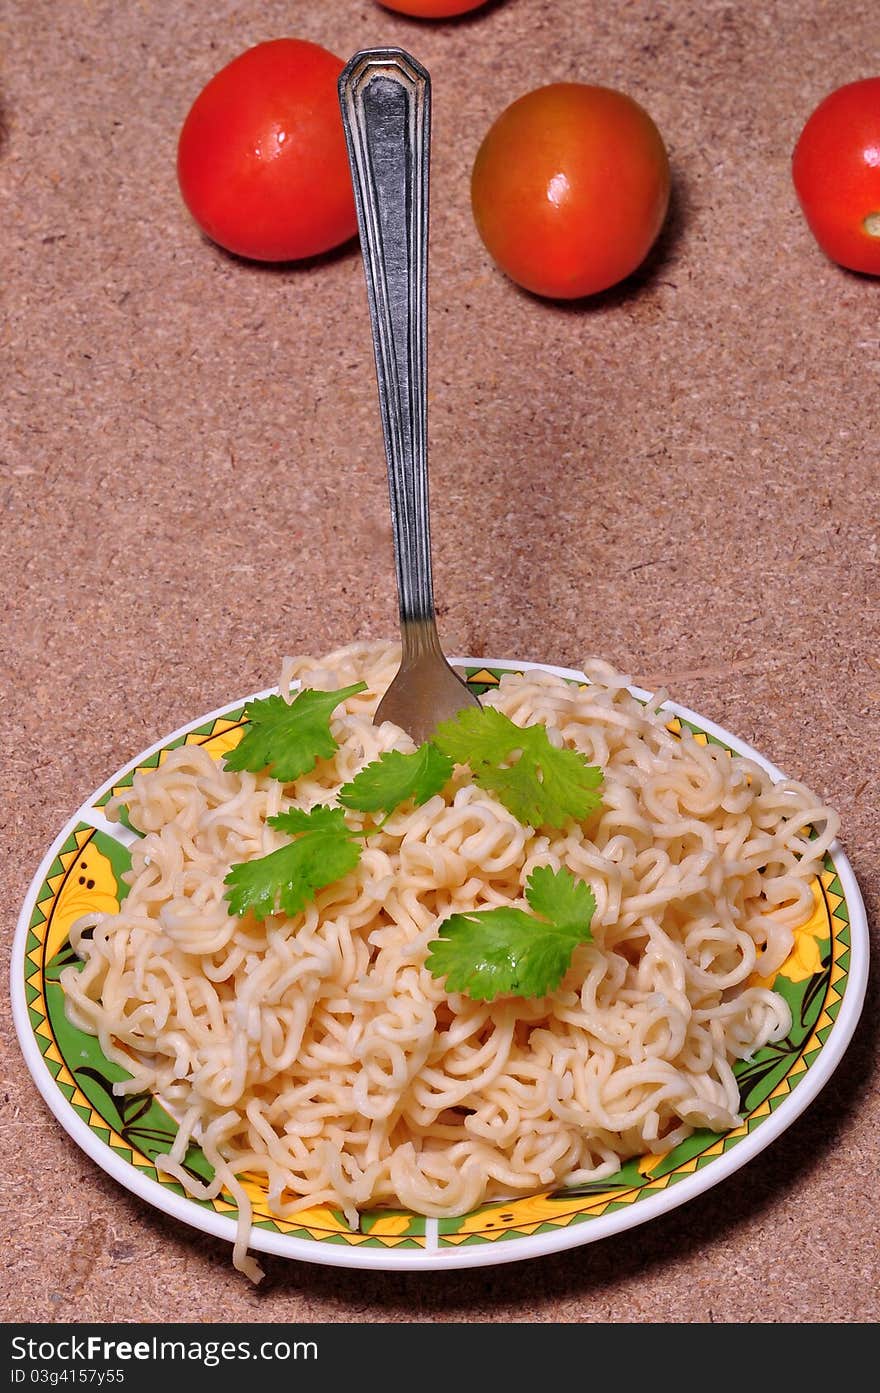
<box><xmin>1</xmin><ymin>0</ymin><xmax>878</xmax><ymax>1325</ymax></box>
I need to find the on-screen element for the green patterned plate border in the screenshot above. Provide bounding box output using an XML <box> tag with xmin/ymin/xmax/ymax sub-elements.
<box><xmin>11</xmin><ymin>659</ymin><xmax>869</xmax><ymax>1271</ymax></box>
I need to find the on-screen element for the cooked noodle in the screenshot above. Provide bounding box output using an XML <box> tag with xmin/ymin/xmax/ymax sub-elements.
<box><xmin>61</xmin><ymin>643</ymin><xmax>838</xmax><ymax>1281</ymax></box>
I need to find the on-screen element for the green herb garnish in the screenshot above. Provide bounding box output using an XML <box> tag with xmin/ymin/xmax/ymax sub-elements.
<box><xmin>222</xmin><ymin>687</ymin><xmax>603</xmax><ymax>1002</ymax></box>
<box><xmin>223</xmin><ymin>682</ymin><xmax>367</xmax><ymax>783</ymax></box>
<box><xmin>433</xmin><ymin>705</ymin><xmax>603</xmax><ymax>827</ymax></box>
<box><xmin>425</xmin><ymin>866</ymin><xmax>596</xmax><ymax>1001</ymax></box>
<box><xmin>223</xmin><ymin>806</ymin><xmax>362</xmax><ymax>920</ymax></box>
<box><xmin>338</xmin><ymin>743</ymin><xmax>455</xmax><ymax>815</ymax></box>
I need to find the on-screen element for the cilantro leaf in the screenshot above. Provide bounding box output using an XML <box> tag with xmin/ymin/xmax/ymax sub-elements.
<box><xmin>425</xmin><ymin>866</ymin><xmax>596</xmax><ymax>1002</ymax></box>
<box><xmin>430</xmin><ymin>704</ymin><xmax>520</xmax><ymax>766</ymax></box>
<box><xmin>223</xmin><ymin>805</ymin><xmax>361</xmax><ymax>920</ymax></box>
<box><xmin>527</xmin><ymin>733</ymin><xmax>603</xmax><ymax>825</ymax></box>
<box><xmin>433</xmin><ymin>705</ymin><xmax>603</xmax><ymax>828</ymax></box>
<box><xmin>338</xmin><ymin>743</ymin><xmax>454</xmax><ymax>815</ymax></box>
<box><xmin>268</xmin><ymin>805</ymin><xmax>348</xmax><ymax>836</ymax></box>
<box><xmin>224</xmin><ymin>682</ymin><xmax>367</xmax><ymax>783</ymax></box>
<box><xmin>524</xmin><ymin>863</ymin><xmax>596</xmax><ymax>929</ymax></box>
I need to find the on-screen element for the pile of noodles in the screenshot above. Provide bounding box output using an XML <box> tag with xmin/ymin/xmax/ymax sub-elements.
<box><xmin>61</xmin><ymin>642</ymin><xmax>838</xmax><ymax>1280</ymax></box>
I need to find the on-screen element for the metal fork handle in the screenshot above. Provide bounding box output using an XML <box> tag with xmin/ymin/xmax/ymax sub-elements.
<box><xmin>338</xmin><ymin>48</ymin><xmax>435</xmax><ymax>630</ymax></box>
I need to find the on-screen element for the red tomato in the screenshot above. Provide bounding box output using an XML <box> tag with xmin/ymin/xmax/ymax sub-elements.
<box><xmin>177</xmin><ymin>39</ymin><xmax>357</xmax><ymax>262</ymax></box>
<box><xmin>792</xmin><ymin>77</ymin><xmax>880</xmax><ymax>276</ymax></box>
<box><xmin>471</xmin><ymin>83</ymin><xmax>671</xmax><ymax>299</ymax></box>
<box><xmin>377</xmin><ymin>1</ymin><xmax>489</xmax><ymax>15</ymax></box>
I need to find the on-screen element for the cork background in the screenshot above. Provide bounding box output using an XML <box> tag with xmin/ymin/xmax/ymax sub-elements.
<box><xmin>2</xmin><ymin>0</ymin><xmax>878</xmax><ymax>1325</ymax></box>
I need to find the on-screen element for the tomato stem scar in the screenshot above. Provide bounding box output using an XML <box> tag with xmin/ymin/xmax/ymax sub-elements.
<box><xmin>864</xmin><ymin>212</ymin><xmax>880</xmax><ymax>238</ymax></box>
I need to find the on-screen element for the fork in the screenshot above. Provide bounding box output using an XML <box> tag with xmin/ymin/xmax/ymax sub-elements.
<box><xmin>338</xmin><ymin>47</ymin><xmax>481</xmax><ymax>744</ymax></box>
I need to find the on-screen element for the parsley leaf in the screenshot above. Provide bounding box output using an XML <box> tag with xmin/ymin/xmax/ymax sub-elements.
<box><xmin>223</xmin><ymin>682</ymin><xmax>367</xmax><ymax>783</ymax></box>
<box><xmin>223</xmin><ymin>806</ymin><xmax>361</xmax><ymax>920</ymax></box>
<box><xmin>433</xmin><ymin>705</ymin><xmax>603</xmax><ymax>828</ymax></box>
<box><xmin>425</xmin><ymin>866</ymin><xmax>596</xmax><ymax>1001</ymax></box>
<box><xmin>338</xmin><ymin>743</ymin><xmax>454</xmax><ymax>815</ymax></box>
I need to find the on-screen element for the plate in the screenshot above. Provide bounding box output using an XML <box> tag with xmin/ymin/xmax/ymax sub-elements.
<box><xmin>11</xmin><ymin>659</ymin><xmax>869</xmax><ymax>1271</ymax></box>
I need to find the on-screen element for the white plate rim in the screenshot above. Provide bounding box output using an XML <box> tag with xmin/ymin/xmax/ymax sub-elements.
<box><xmin>10</xmin><ymin>657</ymin><xmax>870</xmax><ymax>1272</ymax></box>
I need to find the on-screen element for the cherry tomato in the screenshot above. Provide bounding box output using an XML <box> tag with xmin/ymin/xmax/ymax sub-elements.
<box><xmin>792</xmin><ymin>77</ymin><xmax>880</xmax><ymax>276</ymax></box>
<box><xmin>377</xmin><ymin>1</ymin><xmax>490</xmax><ymax>16</ymax></box>
<box><xmin>177</xmin><ymin>39</ymin><xmax>357</xmax><ymax>262</ymax></box>
<box><xmin>471</xmin><ymin>83</ymin><xmax>671</xmax><ymax>299</ymax></box>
